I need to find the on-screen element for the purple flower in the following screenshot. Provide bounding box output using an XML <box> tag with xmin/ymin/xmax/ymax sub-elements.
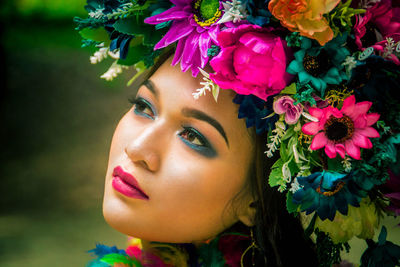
<box><xmin>144</xmin><ymin>0</ymin><xmax>224</xmax><ymax>76</ymax></box>
<box><xmin>273</xmin><ymin>95</ymin><xmax>303</xmax><ymax>124</ymax></box>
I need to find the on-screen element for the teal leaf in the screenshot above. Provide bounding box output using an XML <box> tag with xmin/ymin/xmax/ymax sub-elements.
<box><xmin>378</xmin><ymin>226</ymin><xmax>387</xmax><ymax>246</ymax></box>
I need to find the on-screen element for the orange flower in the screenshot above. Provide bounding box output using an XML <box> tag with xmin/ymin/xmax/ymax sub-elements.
<box><xmin>268</xmin><ymin>0</ymin><xmax>340</xmax><ymax>45</ymax></box>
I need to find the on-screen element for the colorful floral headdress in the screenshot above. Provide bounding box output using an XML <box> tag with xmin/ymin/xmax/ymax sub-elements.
<box><xmin>75</xmin><ymin>0</ymin><xmax>400</xmax><ymax>265</ymax></box>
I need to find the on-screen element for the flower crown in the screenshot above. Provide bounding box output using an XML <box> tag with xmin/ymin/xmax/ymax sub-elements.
<box><xmin>75</xmin><ymin>0</ymin><xmax>400</xmax><ymax>265</ymax></box>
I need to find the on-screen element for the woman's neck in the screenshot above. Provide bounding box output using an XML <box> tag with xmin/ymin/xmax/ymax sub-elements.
<box><xmin>135</xmin><ymin>228</ymin><xmax>251</xmax><ymax>267</ymax></box>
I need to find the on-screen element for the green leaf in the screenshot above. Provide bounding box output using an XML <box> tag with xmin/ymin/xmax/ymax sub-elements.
<box><xmin>288</xmin><ymin>157</ymin><xmax>299</xmax><ymax>174</ymax></box>
<box><xmin>100</xmin><ymin>253</ymin><xmax>132</xmax><ymax>265</ymax></box>
<box><xmin>100</xmin><ymin>253</ymin><xmax>143</xmax><ymax>267</ymax></box>
<box><xmin>287</xmin><ymin>135</ymin><xmax>299</xmax><ymax>157</ymax></box>
<box><xmin>280</xmin><ymin>83</ymin><xmax>297</xmax><ymax>95</ymax></box>
<box><xmin>127</xmin><ymin>61</ymin><xmax>147</xmax><ymax>86</ymax></box>
<box><xmin>286</xmin><ymin>191</ymin><xmax>299</xmax><ymax>213</ymax></box>
<box><xmin>280</xmin><ymin>141</ymin><xmax>288</xmax><ymax>162</ymax></box>
<box><xmin>327</xmin><ymin>157</ymin><xmax>345</xmax><ymax>172</ymax></box>
<box><xmin>212</xmin><ymin>86</ymin><xmax>220</xmax><ymax>102</ymax></box>
<box><xmin>118</xmin><ymin>44</ymin><xmax>149</xmax><ymax>66</ymax></box>
<box><xmin>269</xmin><ymin>159</ymin><xmax>283</xmax><ymax>187</ymax></box>
<box><xmin>113</xmin><ymin>17</ymin><xmax>164</xmax><ymax>46</ymax></box>
<box><xmin>282</xmin><ymin>125</ymin><xmax>295</xmax><ymax>141</ymax></box>
<box><xmin>79</xmin><ymin>27</ymin><xmax>110</xmax><ymax>43</ymax></box>
<box><xmin>130</xmin><ymin>35</ymin><xmax>145</xmax><ymax>47</ymax></box>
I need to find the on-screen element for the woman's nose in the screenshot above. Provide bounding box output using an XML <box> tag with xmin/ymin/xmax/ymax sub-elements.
<box><xmin>124</xmin><ymin>124</ymin><xmax>162</xmax><ymax>172</ymax></box>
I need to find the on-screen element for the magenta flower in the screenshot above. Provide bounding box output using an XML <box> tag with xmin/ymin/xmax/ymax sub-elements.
<box><xmin>209</xmin><ymin>24</ymin><xmax>293</xmax><ymax>101</ymax></box>
<box><xmin>144</xmin><ymin>0</ymin><xmax>224</xmax><ymax>76</ymax></box>
<box><xmin>273</xmin><ymin>96</ymin><xmax>303</xmax><ymax>125</ymax></box>
<box><xmin>354</xmin><ymin>0</ymin><xmax>400</xmax><ymax>64</ymax></box>
<box><xmin>302</xmin><ymin>95</ymin><xmax>380</xmax><ymax>160</ymax></box>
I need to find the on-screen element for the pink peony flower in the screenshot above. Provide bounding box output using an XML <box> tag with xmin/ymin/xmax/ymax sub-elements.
<box><xmin>354</xmin><ymin>0</ymin><xmax>400</xmax><ymax>64</ymax></box>
<box><xmin>302</xmin><ymin>95</ymin><xmax>380</xmax><ymax>160</ymax></box>
<box><xmin>209</xmin><ymin>24</ymin><xmax>293</xmax><ymax>101</ymax></box>
<box><xmin>273</xmin><ymin>95</ymin><xmax>303</xmax><ymax>124</ymax></box>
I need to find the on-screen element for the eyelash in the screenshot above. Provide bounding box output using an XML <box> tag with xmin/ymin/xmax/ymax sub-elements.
<box><xmin>128</xmin><ymin>97</ymin><xmax>212</xmax><ymax>150</ymax></box>
<box><xmin>129</xmin><ymin>97</ymin><xmax>155</xmax><ymax>119</ymax></box>
<box><xmin>179</xmin><ymin>127</ymin><xmax>208</xmax><ymax>147</ymax></box>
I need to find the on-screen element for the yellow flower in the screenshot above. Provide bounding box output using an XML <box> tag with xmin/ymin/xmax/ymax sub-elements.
<box><xmin>268</xmin><ymin>0</ymin><xmax>340</xmax><ymax>45</ymax></box>
<box><xmin>315</xmin><ymin>197</ymin><xmax>380</xmax><ymax>243</ymax></box>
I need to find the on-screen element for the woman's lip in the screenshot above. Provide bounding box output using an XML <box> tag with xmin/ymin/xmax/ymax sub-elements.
<box><xmin>112</xmin><ymin>166</ymin><xmax>149</xmax><ymax>200</ymax></box>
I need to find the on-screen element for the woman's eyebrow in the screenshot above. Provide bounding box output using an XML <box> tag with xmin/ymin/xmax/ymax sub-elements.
<box><xmin>142</xmin><ymin>79</ymin><xmax>158</xmax><ymax>99</ymax></box>
<box><xmin>182</xmin><ymin>108</ymin><xmax>230</xmax><ymax>148</ymax></box>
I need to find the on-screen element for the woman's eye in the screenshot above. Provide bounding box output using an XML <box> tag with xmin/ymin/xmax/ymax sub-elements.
<box><xmin>130</xmin><ymin>97</ymin><xmax>155</xmax><ymax>119</ymax></box>
<box><xmin>179</xmin><ymin>128</ymin><xmax>205</xmax><ymax>146</ymax></box>
<box><xmin>178</xmin><ymin>127</ymin><xmax>217</xmax><ymax>158</ymax></box>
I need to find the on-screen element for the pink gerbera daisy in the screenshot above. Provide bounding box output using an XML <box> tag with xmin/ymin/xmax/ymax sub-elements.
<box><xmin>144</xmin><ymin>0</ymin><xmax>224</xmax><ymax>76</ymax></box>
<box><xmin>302</xmin><ymin>95</ymin><xmax>380</xmax><ymax>160</ymax></box>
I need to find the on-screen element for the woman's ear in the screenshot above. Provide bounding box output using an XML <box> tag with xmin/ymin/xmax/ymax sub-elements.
<box><xmin>238</xmin><ymin>201</ymin><xmax>257</xmax><ymax>227</ymax></box>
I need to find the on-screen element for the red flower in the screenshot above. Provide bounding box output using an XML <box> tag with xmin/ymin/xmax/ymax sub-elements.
<box><xmin>354</xmin><ymin>0</ymin><xmax>400</xmax><ymax>64</ymax></box>
<box><xmin>302</xmin><ymin>95</ymin><xmax>380</xmax><ymax>160</ymax></box>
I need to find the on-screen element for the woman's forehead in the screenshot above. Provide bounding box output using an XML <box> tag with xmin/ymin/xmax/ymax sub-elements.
<box><xmin>150</xmin><ymin>57</ymin><xmax>234</xmax><ymax>116</ymax></box>
<box><xmin>146</xmin><ymin>56</ymin><xmax>253</xmax><ymax>149</ymax></box>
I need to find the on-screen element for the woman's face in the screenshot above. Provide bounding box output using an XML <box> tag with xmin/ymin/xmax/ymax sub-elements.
<box><xmin>103</xmin><ymin>57</ymin><xmax>255</xmax><ymax>243</ymax></box>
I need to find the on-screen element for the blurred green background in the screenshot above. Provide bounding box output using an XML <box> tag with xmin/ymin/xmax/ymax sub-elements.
<box><xmin>1</xmin><ymin>1</ymin><xmax>399</xmax><ymax>266</ymax></box>
<box><xmin>0</xmin><ymin>0</ymin><xmax>135</xmax><ymax>266</ymax></box>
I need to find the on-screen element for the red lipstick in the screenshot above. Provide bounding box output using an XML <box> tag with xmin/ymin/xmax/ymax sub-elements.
<box><xmin>112</xmin><ymin>166</ymin><xmax>149</xmax><ymax>200</ymax></box>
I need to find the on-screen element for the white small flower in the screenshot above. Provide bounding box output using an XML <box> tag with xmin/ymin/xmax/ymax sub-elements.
<box><xmin>265</xmin><ymin>121</ymin><xmax>286</xmax><ymax>157</ymax></box>
<box><xmin>289</xmin><ymin>178</ymin><xmax>302</xmax><ymax>193</ymax></box>
<box><xmin>108</xmin><ymin>49</ymin><xmax>121</xmax><ymax>60</ymax></box>
<box><xmin>276</xmin><ymin>121</ymin><xmax>286</xmax><ymax>131</ymax></box>
<box><xmin>342</xmin><ymin>157</ymin><xmax>352</xmax><ymax>172</ymax></box>
<box><xmin>297</xmin><ymin>164</ymin><xmax>311</xmax><ymax>178</ymax></box>
<box><xmin>100</xmin><ymin>61</ymin><xmax>129</xmax><ymax>81</ymax></box>
<box><xmin>383</xmin><ymin>37</ymin><xmax>396</xmax><ymax>58</ymax></box>
<box><xmin>106</xmin><ymin>3</ymin><xmax>134</xmax><ymax>20</ymax></box>
<box><xmin>342</xmin><ymin>56</ymin><xmax>357</xmax><ymax>76</ymax></box>
<box><xmin>359</xmin><ymin>0</ymin><xmax>381</xmax><ymax>9</ymax></box>
<box><xmin>192</xmin><ymin>68</ymin><xmax>220</xmax><ymax>102</ymax></box>
<box><xmin>89</xmin><ymin>8</ymin><xmax>105</xmax><ymax>19</ymax></box>
<box><xmin>90</xmin><ymin>47</ymin><xmax>109</xmax><ymax>64</ymax></box>
<box><xmin>217</xmin><ymin>0</ymin><xmax>247</xmax><ymax>24</ymax></box>
<box><xmin>282</xmin><ymin>161</ymin><xmax>292</xmax><ymax>183</ymax></box>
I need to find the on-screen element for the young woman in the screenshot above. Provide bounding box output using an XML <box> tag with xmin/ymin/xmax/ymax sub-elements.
<box><xmin>75</xmin><ymin>0</ymin><xmax>400</xmax><ymax>266</ymax></box>
<box><xmin>102</xmin><ymin>55</ymin><xmax>318</xmax><ymax>266</ymax></box>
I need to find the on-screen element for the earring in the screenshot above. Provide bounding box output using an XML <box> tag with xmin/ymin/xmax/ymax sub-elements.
<box><xmin>240</xmin><ymin>228</ymin><xmax>258</xmax><ymax>267</ymax></box>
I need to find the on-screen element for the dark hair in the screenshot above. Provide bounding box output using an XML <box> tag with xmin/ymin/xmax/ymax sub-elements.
<box><xmin>248</xmin><ymin>131</ymin><xmax>318</xmax><ymax>267</ymax></box>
